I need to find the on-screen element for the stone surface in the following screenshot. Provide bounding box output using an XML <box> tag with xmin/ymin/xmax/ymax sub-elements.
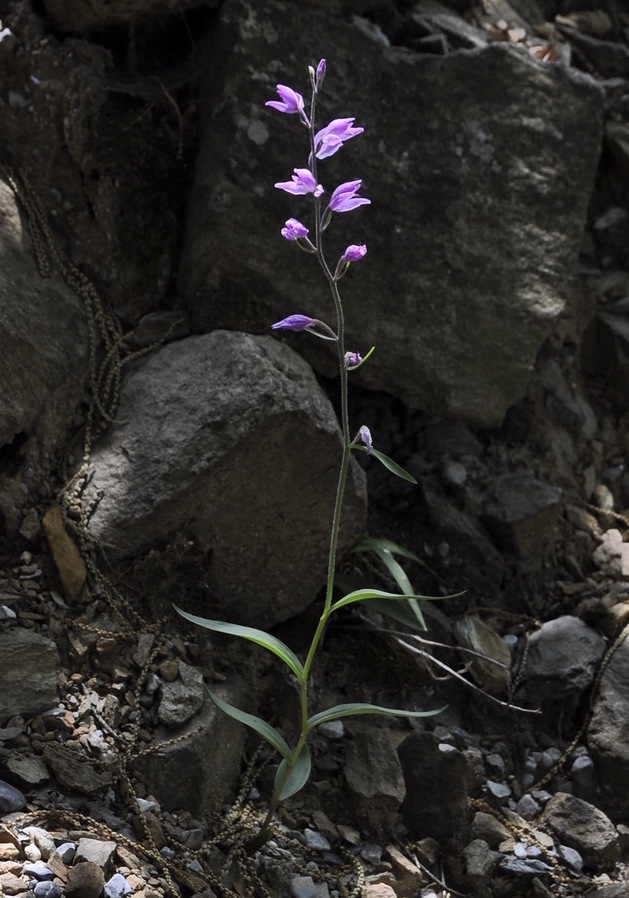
<box><xmin>481</xmin><ymin>474</ymin><xmax>562</xmax><ymax>558</ymax></box>
<box><xmin>133</xmin><ymin>681</ymin><xmax>249</xmax><ymax>815</ymax></box>
<box><xmin>588</xmin><ymin>638</ymin><xmax>629</xmax><ymax>820</ymax></box>
<box><xmin>41</xmin><ymin>743</ymin><xmax>113</xmax><ymax>797</ymax></box>
<box><xmin>398</xmin><ymin>731</ymin><xmax>470</xmax><ymax>847</ymax></box>
<box><xmin>157</xmin><ymin>661</ymin><xmax>204</xmax><ymax>727</ymax></box>
<box><xmin>343</xmin><ymin>726</ymin><xmax>406</xmax><ymax>837</ymax></box>
<box><xmin>0</xmin><ymin>779</ymin><xmax>26</xmax><ymax>814</ymax></box>
<box><xmin>541</xmin><ymin>792</ymin><xmax>620</xmax><ymax>867</ymax></box>
<box><xmin>0</xmin><ymin>629</ymin><xmax>59</xmax><ymax>722</ymax></box>
<box><xmin>84</xmin><ymin>331</ymin><xmax>366</xmax><ymax>628</ymax></box>
<box><xmin>522</xmin><ymin>615</ymin><xmax>606</xmax><ymax>702</ymax></box>
<box><xmin>75</xmin><ymin>839</ymin><xmax>117</xmax><ymax>877</ymax></box>
<box><xmin>65</xmin><ymin>862</ymin><xmax>105</xmax><ymax>898</ymax></box>
<box><xmin>42</xmin><ymin>0</ymin><xmax>216</xmax><ymax>31</ymax></box>
<box><xmin>592</xmin><ymin>528</ymin><xmax>629</xmax><ymax>579</ymax></box>
<box><xmin>179</xmin><ymin>0</ymin><xmax>603</xmax><ymax>428</ymax></box>
<box><xmin>42</xmin><ymin>505</ymin><xmax>86</xmax><ymax>602</ymax></box>
<box><xmin>453</xmin><ymin>614</ymin><xmax>511</xmax><ymax>694</ymax></box>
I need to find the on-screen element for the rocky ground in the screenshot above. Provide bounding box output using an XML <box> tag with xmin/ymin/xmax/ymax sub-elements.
<box><xmin>4</xmin><ymin>1</ymin><xmax>629</xmax><ymax>898</ymax></box>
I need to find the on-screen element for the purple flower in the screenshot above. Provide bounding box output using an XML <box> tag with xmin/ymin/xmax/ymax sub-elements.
<box><xmin>315</xmin><ymin>118</ymin><xmax>364</xmax><ymax>160</ymax></box>
<box><xmin>271</xmin><ymin>314</ymin><xmax>315</xmax><ymax>331</ymax></box>
<box><xmin>265</xmin><ymin>84</ymin><xmax>309</xmax><ymax>125</ymax></box>
<box><xmin>329</xmin><ymin>180</ymin><xmax>371</xmax><ymax>213</ymax></box>
<box><xmin>275</xmin><ymin>168</ymin><xmax>323</xmax><ymax>198</ymax></box>
<box><xmin>342</xmin><ymin>244</ymin><xmax>367</xmax><ymax>263</ymax></box>
<box><xmin>281</xmin><ymin>218</ymin><xmax>309</xmax><ymax>241</ymax></box>
<box><xmin>345</xmin><ymin>351</ymin><xmax>362</xmax><ymax>368</ymax></box>
<box><xmin>359</xmin><ymin>425</ymin><xmax>373</xmax><ymax>452</ymax></box>
<box><xmin>316</xmin><ymin>58</ymin><xmax>326</xmax><ymax>86</ymax></box>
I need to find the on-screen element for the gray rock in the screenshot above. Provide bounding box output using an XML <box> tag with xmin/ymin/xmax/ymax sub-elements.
<box><xmin>22</xmin><ymin>861</ymin><xmax>53</xmax><ymax>880</ymax></box>
<box><xmin>344</xmin><ymin>725</ymin><xmax>406</xmax><ymax>837</ymax></box>
<box><xmin>84</xmin><ymin>331</ymin><xmax>366</xmax><ymax>628</ymax></box>
<box><xmin>41</xmin><ymin>743</ymin><xmax>113</xmax><ymax>797</ymax></box>
<box><xmin>179</xmin><ymin>0</ymin><xmax>603</xmax><ymax>428</ymax></box>
<box><xmin>34</xmin><ymin>883</ymin><xmax>62</xmax><ymax>898</ymax></box>
<box><xmin>0</xmin><ymin>180</ymin><xmax>88</xmax><ymax>532</ymax></box>
<box><xmin>522</xmin><ymin>615</ymin><xmax>606</xmax><ymax>702</ymax></box>
<box><xmin>481</xmin><ymin>474</ymin><xmax>562</xmax><ymax>559</ymax></box>
<box><xmin>0</xmin><ymin>629</ymin><xmax>59</xmax><ymax>720</ymax></box>
<box><xmin>592</xmin><ymin>528</ymin><xmax>629</xmax><ymax>578</ymax></box>
<box><xmin>542</xmin><ymin>792</ymin><xmax>620</xmax><ymax>867</ymax></box>
<box><xmin>104</xmin><ymin>873</ymin><xmax>131</xmax><ymax>898</ymax></box>
<box><xmin>588</xmin><ymin>638</ymin><xmax>629</xmax><ymax>819</ymax></box>
<box><xmin>133</xmin><ymin>681</ymin><xmax>248</xmax><ymax>816</ymax></box>
<box><xmin>398</xmin><ymin>731</ymin><xmax>470</xmax><ymax>846</ymax></box>
<box><xmin>453</xmin><ymin>614</ymin><xmax>511</xmax><ymax>694</ymax></box>
<box><xmin>75</xmin><ymin>839</ymin><xmax>117</xmax><ymax>877</ymax></box>
<box><xmin>0</xmin><ymin>779</ymin><xmax>26</xmax><ymax>814</ymax></box>
<box><xmin>65</xmin><ymin>862</ymin><xmax>105</xmax><ymax>898</ymax></box>
<box><xmin>157</xmin><ymin>661</ymin><xmax>204</xmax><ymax>727</ymax></box>
<box><xmin>461</xmin><ymin>839</ymin><xmax>501</xmax><ymax>895</ymax></box>
<box><xmin>42</xmin><ymin>0</ymin><xmax>214</xmax><ymax>31</ymax></box>
<box><xmin>6</xmin><ymin>752</ymin><xmax>50</xmax><ymax>787</ymax></box>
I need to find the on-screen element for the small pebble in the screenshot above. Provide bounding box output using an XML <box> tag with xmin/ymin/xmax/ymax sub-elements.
<box><xmin>514</xmin><ymin>793</ymin><xmax>540</xmax><ymax>819</ymax></box>
<box><xmin>558</xmin><ymin>844</ymin><xmax>583</xmax><ymax>872</ymax></box>
<box><xmin>317</xmin><ymin>720</ymin><xmax>344</xmax><ymax>740</ymax></box>
<box><xmin>34</xmin><ymin>882</ymin><xmax>62</xmax><ymax>898</ymax></box>
<box><xmin>513</xmin><ymin>842</ymin><xmax>528</xmax><ymax>859</ymax></box>
<box><xmin>56</xmin><ymin>842</ymin><xmax>76</xmax><ymax>864</ymax></box>
<box><xmin>290</xmin><ymin>876</ymin><xmax>316</xmax><ymax>898</ymax></box>
<box><xmin>303</xmin><ymin>828</ymin><xmax>330</xmax><ymax>851</ymax></box>
<box><xmin>486</xmin><ymin>780</ymin><xmax>511</xmax><ymax>800</ymax></box>
<box><xmin>22</xmin><ymin>861</ymin><xmax>54</xmax><ymax>881</ymax></box>
<box><xmin>0</xmin><ymin>780</ymin><xmax>26</xmax><ymax>814</ymax></box>
<box><xmin>104</xmin><ymin>873</ymin><xmax>132</xmax><ymax>898</ymax></box>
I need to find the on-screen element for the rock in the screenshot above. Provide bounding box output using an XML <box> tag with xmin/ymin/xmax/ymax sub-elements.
<box><xmin>180</xmin><ymin>0</ymin><xmax>603</xmax><ymax>428</ymax></box>
<box><xmin>22</xmin><ymin>861</ymin><xmax>54</xmax><ymax>880</ymax></box>
<box><xmin>65</xmin><ymin>862</ymin><xmax>105</xmax><ymax>898</ymax></box>
<box><xmin>588</xmin><ymin>638</ymin><xmax>629</xmax><ymax>819</ymax></box>
<box><xmin>363</xmin><ymin>885</ymin><xmax>396</xmax><ymax>898</ymax></box>
<box><xmin>461</xmin><ymin>839</ymin><xmax>501</xmax><ymax>896</ymax></box>
<box><xmin>453</xmin><ymin>614</ymin><xmax>511</xmax><ymax>694</ymax></box>
<box><xmin>471</xmin><ymin>811</ymin><xmax>511</xmax><ymax>849</ymax></box>
<box><xmin>398</xmin><ymin>731</ymin><xmax>470</xmax><ymax>847</ymax></box>
<box><xmin>41</xmin><ymin>743</ymin><xmax>113</xmax><ymax>797</ymax></box>
<box><xmin>522</xmin><ymin>615</ymin><xmax>606</xmax><ymax>703</ymax></box>
<box><xmin>0</xmin><ymin>871</ymin><xmax>28</xmax><ymax>895</ymax></box>
<box><xmin>84</xmin><ymin>331</ymin><xmax>366</xmax><ymax>628</ymax></box>
<box><xmin>0</xmin><ymin>779</ymin><xmax>26</xmax><ymax>814</ymax></box>
<box><xmin>34</xmin><ymin>883</ymin><xmax>62</xmax><ymax>898</ymax></box>
<box><xmin>541</xmin><ymin>793</ymin><xmax>620</xmax><ymax>867</ymax></box>
<box><xmin>0</xmin><ymin>178</ymin><xmax>88</xmax><ymax>533</ymax></box>
<box><xmin>133</xmin><ymin>681</ymin><xmax>248</xmax><ymax>815</ymax></box>
<box><xmin>0</xmin><ymin>629</ymin><xmax>59</xmax><ymax>721</ymax></box>
<box><xmin>157</xmin><ymin>661</ymin><xmax>204</xmax><ymax>727</ymax></box>
<box><xmin>343</xmin><ymin>726</ymin><xmax>406</xmax><ymax>837</ymax></box>
<box><xmin>481</xmin><ymin>474</ymin><xmax>562</xmax><ymax>559</ymax></box>
<box><xmin>290</xmin><ymin>875</ymin><xmax>329</xmax><ymax>898</ymax></box>
<box><xmin>5</xmin><ymin>753</ymin><xmax>50</xmax><ymax>788</ymax></box>
<box><xmin>42</xmin><ymin>505</ymin><xmax>86</xmax><ymax>602</ymax></box>
<box><xmin>592</xmin><ymin>528</ymin><xmax>629</xmax><ymax>579</ymax></box>
<box><xmin>104</xmin><ymin>873</ymin><xmax>131</xmax><ymax>898</ymax></box>
<box><xmin>42</xmin><ymin>0</ymin><xmax>217</xmax><ymax>31</ymax></box>
<box><xmin>384</xmin><ymin>843</ymin><xmax>422</xmax><ymax>897</ymax></box>
<box><xmin>75</xmin><ymin>839</ymin><xmax>117</xmax><ymax>877</ymax></box>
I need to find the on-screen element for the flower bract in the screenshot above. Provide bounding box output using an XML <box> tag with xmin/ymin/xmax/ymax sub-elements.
<box><xmin>359</xmin><ymin>425</ymin><xmax>373</xmax><ymax>451</ymax></box>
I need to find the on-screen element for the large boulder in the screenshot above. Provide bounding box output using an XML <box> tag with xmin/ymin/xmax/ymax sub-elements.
<box><xmin>0</xmin><ymin>178</ymin><xmax>88</xmax><ymax>531</ymax></box>
<box><xmin>179</xmin><ymin>0</ymin><xmax>604</xmax><ymax>428</ymax></box>
<box><xmin>83</xmin><ymin>331</ymin><xmax>367</xmax><ymax>628</ymax></box>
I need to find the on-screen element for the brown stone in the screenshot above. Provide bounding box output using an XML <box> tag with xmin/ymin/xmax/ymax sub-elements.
<box><xmin>42</xmin><ymin>504</ymin><xmax>86</xmax><ymax>602</ymax></box>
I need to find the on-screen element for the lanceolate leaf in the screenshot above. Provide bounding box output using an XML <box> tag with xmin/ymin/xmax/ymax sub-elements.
<box><xmin>330</xmin><ymin>587</ymin><xmax>438</xmax><ymax>614</ymax></box>
<box><xmin>208</xmin><ymin>690</ymin><xmax>292</xmax><ymax>760</ymax></box>
<box><xmin>274</xmin><ymin>743</ymin><xmax>312</xmax><ymax>801</ymax></box>
<box><xmin>174</xmin><ymin>606</ymin><xmax>304</xmax><ymax>680</ymax></box>
<box><xmin>353</xmin><ymin>445</ymin><xmax>417</xmax><ymax>483</ymax></box>
<box><xmin>308</xmin><ymin>702</ymin><xmax>445</xmax><ymax>730</ymax></box>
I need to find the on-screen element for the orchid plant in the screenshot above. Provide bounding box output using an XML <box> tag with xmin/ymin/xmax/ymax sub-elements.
<box><xmin>176</xmin><ymin>59</ymin><xmax>442</xmax><ymax>846</ymax></box>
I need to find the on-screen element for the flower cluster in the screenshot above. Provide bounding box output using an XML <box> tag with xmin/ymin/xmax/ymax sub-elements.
<box><xmin>265</xmin><ymin>59</ymin><xmax>369</xmax><ymax>278</ymax></box>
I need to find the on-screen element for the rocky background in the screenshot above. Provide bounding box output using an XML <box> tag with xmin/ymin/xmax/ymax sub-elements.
<box><xmin>2</xmin><ymin>0</ymin><xmax>629</xmax><ymax>896</ymax></box>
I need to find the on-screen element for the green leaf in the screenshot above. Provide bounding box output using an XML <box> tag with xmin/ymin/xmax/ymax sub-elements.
<box><xmin>308</xmin><ymin>702</ymin><xmax>445</xmax><ymax>729</ymax></box>
<box><xmin>274</xmin><ymin>743</ymin><xmax>312</xmax><ymax>801</ymax></box>
<box><xmin>330</xmin><ymin>587</ymin><xmax>437</xmax><ymax>615</ymax></box>
<box><xmin>208</xmin><ymin>690</ymin><xmax>292</xmax><ymax>760</ymax></box>
<box><xmin>174</xmin><ymin>606</ymin><xmax>304</xmax><ymax>681</ymax></box>
<box><xmin>363</xmin><ymin>598</ymin><xmax>428</xmax><ymax>632</ymax></box>
<box><xmin>353</xmin><ymin>446</ymin><xmax>417</xmax><ymax>484</ymax></box>
<box><xmin>354</xmin><ymin>535</ymin><xmax>423</xmax><ymax>565</ymax></box>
